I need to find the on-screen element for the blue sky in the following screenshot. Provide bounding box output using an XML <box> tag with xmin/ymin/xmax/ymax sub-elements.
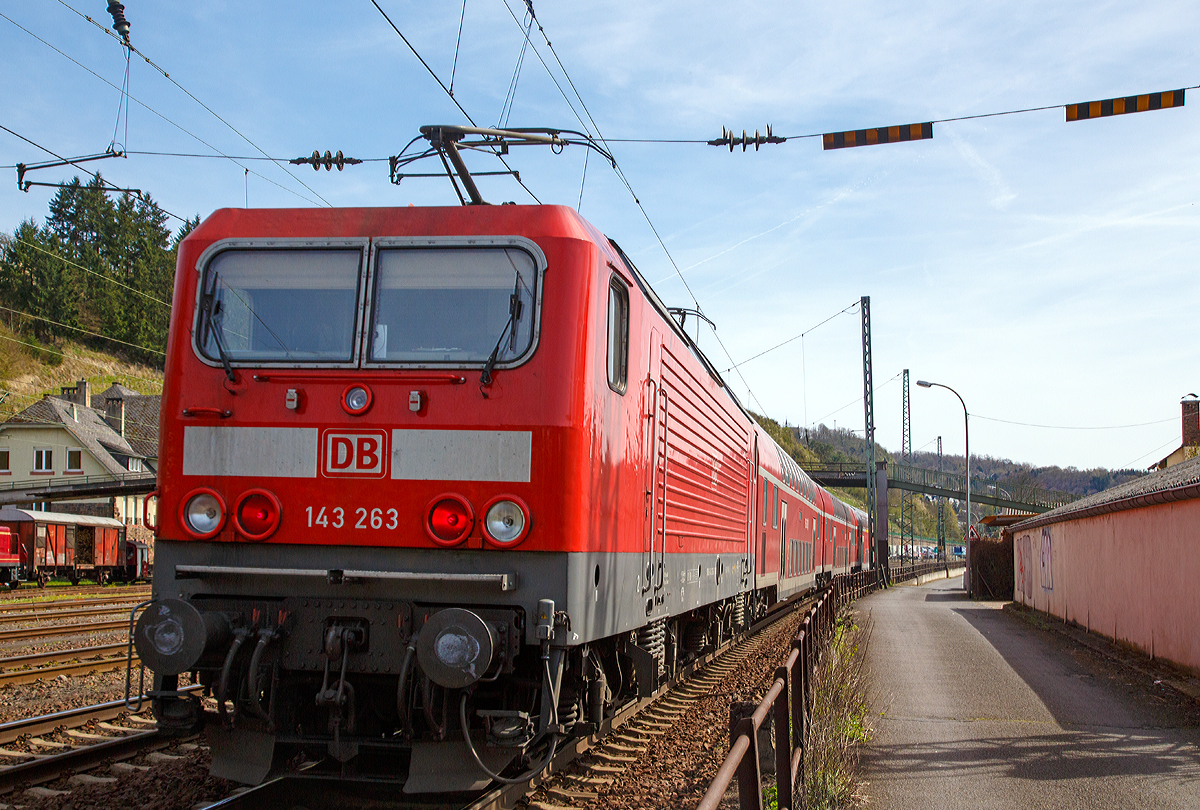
<box><xmin>2</xmin><ymin>1</ymin><xmax>1197</xmax><ymax>472</ymax></box>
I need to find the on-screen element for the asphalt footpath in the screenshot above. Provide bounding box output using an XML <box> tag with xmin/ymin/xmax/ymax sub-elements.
<box><xmin>859</xmin><ymin>576</ymin><xmax>1200</xmax><ymax>808</ymax></box>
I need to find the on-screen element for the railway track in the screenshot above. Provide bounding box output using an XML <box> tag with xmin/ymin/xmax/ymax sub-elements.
<box><xmin>0</xmin><ymin>594</ymin><xmax>148</xmax><ymax>614</ymax></box>
<box><xmin>200</xmin><ymin>591</ymin><xmax>818</xmax><ymax>810</ymax></box>
<box><xmin>0</xmin><ymin>642</ymin><xmax>136</xmax><ymax>687</ymax></box>
<box><xmin>0</xmin><ymin>602</ymin><xmax>144</xmax><ymax>628</ymax></box>
<box><xmin>0</xmin><ymin>694</ymin><xmax>194</xmax><ymax>800</ymax></box>
<box><xmin>0</xmin><ymin>584</ymin><xmax>150</xmax><ymax>602</ymax></box>
<box><xmin>0</xmin><ymin>619</ymin><xmax>129</xmax><ymax>642</ymax></box>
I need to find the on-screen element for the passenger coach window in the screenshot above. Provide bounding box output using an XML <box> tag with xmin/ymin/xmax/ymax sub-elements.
<box><xmin>369</xmin><ymin>247</ymin><xmax>537</xmax><ymax>365</ymax></box>
<box><xmin>607</xmin><ymin>278</ymin><xmax>629</xmax><ymax>393</ymax></box>
<box><xmin>199</xmin><ymin>248</ymin><xmax>362</xmax><ymax>363</ymax></box>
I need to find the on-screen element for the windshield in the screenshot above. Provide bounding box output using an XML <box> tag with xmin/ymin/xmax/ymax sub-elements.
<box><xmin>368</xmin><ymin>247</ymin><xmax>537</xmax><ymax>364</ymax></box>
<box><xmin>198</xmin><ymin>249</ymin><xmax>362</xmax><ymax>363</ymax></box>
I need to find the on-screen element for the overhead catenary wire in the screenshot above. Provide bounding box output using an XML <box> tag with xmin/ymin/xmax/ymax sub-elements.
<box><xmin>368</xmin><ymin>0</ymin><xmax>541</xmax><ymax>204</ymax></box>
<box><xmin>498</xmin><ymin>0</ymin><xmax>596</xmax><ymax>140</ymax></box>
<box><xmin>0</xmin><ymin>333</ymin><xmax>163</xmax><ymax>389</ymax></box>
<box><xmin>449</xmin><ymin>0</ymin><xmax>468</xmax><ymax>98</ymax></box>
<box><xmin>723</xmin><ymin>300</ymin><xmax>859</xmax><ymax>373</ymax></box>
<box><xmin>496</xmin><ymin>2</ymin><xmax>535</xmax><ymax>129</ymax></box>
<box><xmin>1121</xmin><ymin>436</ymin><xmax>1180</xmax><ymax>470</ymax></box>
<box><xmin>973</xmin><ymin>414</ymin><xmax>1176</xmax><ymax>430</ymax></box>
<box><xmin>0</xmin><ymin>11</ymin><xmax>323</xmax><ymax>208</ymax></box>
<box><xmin>0</xmin><ymin>306</ymin><xmax>164</xmax><ymax>356</ymax></box>
<box><xmin>109</xmin><ymin>43</ymin><xmax>132</xmax><ymax>153</ymax></box>
<box><xmin>493</xmin><ymin>0</ymin><xmax>767</xmax><ymax>416</ymax></box>
<box><xmin>55</xmin><ymin>0</ymin><xmax>333</xmax><ymax>207</ymax></box>
<box><xmin>810</xmin><ymin>371</ymin><xmax>903</xmax><ymax>430</ymax></box>
<box><xmin>6</xmin><ymin>236</ymin><xmax>171</xmax><ymax>308</ymax></box>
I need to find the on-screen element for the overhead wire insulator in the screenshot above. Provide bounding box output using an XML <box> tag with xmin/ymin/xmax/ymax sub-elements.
<box><xmin>107</xmin><ymin>1</ymin><xmax>131</xmax><ymax>46</ymax></box>
<box><xmin>707</xmin><ymin>124</ymin><xmax>786</xmax><ymax>151</ymax></box>
<box><xmin>289</xmin><ymin>150</ymin><xmax>364</xmax><ymax>171</ymax></box>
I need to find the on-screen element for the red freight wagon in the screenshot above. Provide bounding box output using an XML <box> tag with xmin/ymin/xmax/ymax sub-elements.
<box><xmin>0</xmin><ymin>507</ymin><xmax>143</xmax><ymax>586</ymax></box>
<box><xmin>0</xmin><ymin>527</ymin><xmax>18</xmax><ymax>589</ymax></box>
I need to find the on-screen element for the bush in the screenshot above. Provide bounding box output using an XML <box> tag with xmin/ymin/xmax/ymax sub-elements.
<box><xmin>803</xmin><ymin>608</ymin><xmax>873</xmax><ymax>809</ymax></box>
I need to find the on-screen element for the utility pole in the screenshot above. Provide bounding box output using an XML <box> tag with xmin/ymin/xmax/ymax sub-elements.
<box><xmin>900</xmin><ymin>369</ymin><xmax>913</xmax><ymax>564</ymax></box>
<box><xmin>861</xmin><ymin>297</ymin><xmax>885</xmax><ymax>584</ymax></box>
<box><xmin>936</xmin><ymin>436</ymin><xmax>945</xmax><ymax>563</ymax></box>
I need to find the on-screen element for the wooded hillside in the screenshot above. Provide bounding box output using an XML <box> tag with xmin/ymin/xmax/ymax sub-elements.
<box><xmin>0</xmin><ymin>175</ymin><xmax>196</xmax><ymax>369</ymax></box>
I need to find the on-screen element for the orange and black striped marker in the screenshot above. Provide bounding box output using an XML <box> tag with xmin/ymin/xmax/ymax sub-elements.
<box><xmin>823</xmin><ymin>122</ymin><xmax>932</xmax><ymax>150</ymax></box>
<box><xmin>1066</xmin><ymin>89</ymin><xmax>1184</xmax><ymax>121</ymax></box>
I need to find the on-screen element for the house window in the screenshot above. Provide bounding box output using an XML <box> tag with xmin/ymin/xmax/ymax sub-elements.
<box><xmin>127</xmin><ymin>457</ymin><xmax>142</xmax><ymax>472</ymax></box>
<box><xmin>0</xmin><ymin>449</ymin><xmax>9</xmax><ymax>473</ymax></box>
<box><xmin>66</xmin><ymin>448</ymin><xmax>83</xmax><ymax>472</ymax></box>
<box><xmin>34</xmin><ymin>448</ymin><xmax>53</xmax><ymax>472</ymax></box>
<box><xmin>606</xmin><ymin>278</ymin><xmax>629</xmax><ymax>393</ymax></box>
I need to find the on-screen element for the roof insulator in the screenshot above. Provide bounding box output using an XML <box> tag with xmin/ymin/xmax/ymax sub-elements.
<box><xmin>107</xmin><ymin>1</ymin><xmax>131</xmax><ymax>46</ymax></box>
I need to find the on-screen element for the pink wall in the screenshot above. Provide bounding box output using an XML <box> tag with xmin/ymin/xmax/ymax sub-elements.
<box><xmin>1013</xmin><ymin>498</ymin><xmax>1200</xmax><ymax>674</ymax></box>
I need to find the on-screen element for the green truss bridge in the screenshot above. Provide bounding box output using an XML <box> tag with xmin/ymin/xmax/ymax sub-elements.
<box><xmin>802</xmin><ymin>462</ymin><xmax>1077</xmax><ymax>514</ymax></box>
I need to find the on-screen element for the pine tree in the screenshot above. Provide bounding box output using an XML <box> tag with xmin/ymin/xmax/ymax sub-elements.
<box><xmin>2</xmin><ymin>174</ymin><xmax>183</xmax><ymax>366</ymax></box>
<box><xmin>0</xmin><ymin>219</ymin><xmax>79</xmax><ymax>340</ymax></box>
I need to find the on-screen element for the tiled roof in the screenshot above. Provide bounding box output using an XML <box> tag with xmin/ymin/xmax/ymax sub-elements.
<box><xmin>1012</xmin><ymin>455</ymin><xmax>1200</xmax><ymax>532</ymax></box>
<box><xmin>90</xmin><ymin>383</ymin><xmax>139</xmax><ymax>406</ymax></box>
<box><xmin>86</xmin><ymin>385</ymin><xmax>161</xmax><ymax>462</ymax></box>
<box><xmin>119</xmin><ymin>395</ymin><xmax>161</xmax><ymax>461</ymax></box>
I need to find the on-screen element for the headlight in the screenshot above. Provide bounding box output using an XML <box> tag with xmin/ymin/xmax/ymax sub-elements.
<box><xmin>425</xmin><ymin>495</ymin><xmax>473</xmax><ymax>546</ymax></box>
<box><xmin>235</xmin><ymin>489</ymin><xmax>281</xmax><ymax>540</ymax></box>
<box><xmin>342</xmin><ymin>384</ymin><xmax>373</xmax><ymax>415</ymax></box>
<box><xmin>180</xmin><ymin>489</ymin><xmax>226</xmax><ymax>539</ymax></box>
<box><xmin>482</xmin><ymin>497</ymin><xmax>529</xmax><ymax>547</ymax></box>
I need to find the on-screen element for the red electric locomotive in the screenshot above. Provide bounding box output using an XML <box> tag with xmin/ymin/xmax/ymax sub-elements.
<box><xmin>134</xmin><ymin>134</ymin><xmax>869</xmax><ymax>790</ymax></box>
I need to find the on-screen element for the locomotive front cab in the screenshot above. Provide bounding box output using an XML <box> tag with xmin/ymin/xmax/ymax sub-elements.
<box><xmin>138</xmin><ymin>208</ymin><xmax>607</xmax><ymax>789</ymax></box>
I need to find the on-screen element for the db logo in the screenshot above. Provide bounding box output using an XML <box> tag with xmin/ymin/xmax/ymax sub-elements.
<box><xmin>322</xmin><ymin>430</ymin><xmax>387</xmax><ymax>478</ymax></box>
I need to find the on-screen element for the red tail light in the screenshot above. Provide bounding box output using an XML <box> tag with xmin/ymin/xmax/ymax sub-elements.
<box><xmin>235</xmin><ymin>489</ymin><xmax>282</xmax><ymax>540</ymax></box>
<box><xmin>426</xmin><ymin>495</ymin><xmax>473</xmax><ymax>546</ymax></box>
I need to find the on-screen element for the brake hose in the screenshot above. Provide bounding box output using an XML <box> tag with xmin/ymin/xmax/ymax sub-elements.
<box><xmin>458</xmin><ymin>655</ymin><xmax>561</xmax><ymax>784</ymax></box>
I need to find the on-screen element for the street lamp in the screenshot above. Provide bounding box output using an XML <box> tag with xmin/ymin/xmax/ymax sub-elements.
<box><xmin>916</xmin><ymin>380</ymin><xmax>972</xmax><ymax>596</ymax></box>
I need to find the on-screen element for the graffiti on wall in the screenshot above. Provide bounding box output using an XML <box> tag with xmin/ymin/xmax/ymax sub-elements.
<box><xmin>1040</xmin><ymin>526</ymin><xmax>1053</xmax><ymax>591</ymax></box>
<box><xmin>1016</xmin><ymin>534</ymin><xmax>1034</xmax><ymax>598</ymax></box>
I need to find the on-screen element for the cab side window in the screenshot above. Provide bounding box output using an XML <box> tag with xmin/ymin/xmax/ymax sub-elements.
<box><xmin>607</xmin><ymin>278</ymin><xmax>629</xmax><ymax>393</ymax></box>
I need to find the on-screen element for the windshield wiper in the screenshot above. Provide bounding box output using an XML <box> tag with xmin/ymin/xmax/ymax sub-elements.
<box><xmin>200</xmin><ymin>272</ymin><xmax>237</xmax><ymax>383</ymax></box>
<box><xmin>480</xmin><ymin>273</ymin><xmax>524</xmax><ymax>386</ymax></box>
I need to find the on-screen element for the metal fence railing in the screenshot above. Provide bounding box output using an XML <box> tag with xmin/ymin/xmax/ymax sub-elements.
<box><xmin>0</xmin><ymin>471</ymin><xmax>155</xmax><ymax>493</ymax></box>
<box><xmin>696</xmin><ymin>569</ymin><xmax>878</xmax><ymax>810</ymax></box>
<box><xmin>887</xmin><ymin>559</ymin><xmax>954</xmax><ymax>585</ymax></box>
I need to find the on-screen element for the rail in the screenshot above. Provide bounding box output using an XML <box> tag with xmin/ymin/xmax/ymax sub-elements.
<box><xmin>696</xmin><ymin>569</ymin><xmax>877</xmax><ymax>810</ymax></box>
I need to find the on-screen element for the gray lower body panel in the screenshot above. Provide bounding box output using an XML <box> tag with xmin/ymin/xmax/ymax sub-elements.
<box><xmin>152</xmin><ymin>541</ymin><xmax>761</xmax><ymax>646</ymax></box>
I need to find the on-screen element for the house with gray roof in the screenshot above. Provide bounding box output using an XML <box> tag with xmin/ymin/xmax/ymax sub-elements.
<box><xmin>0</xmin><ymin>379</ymin><xmax>159</xmax><ymax>543</ymax></box>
